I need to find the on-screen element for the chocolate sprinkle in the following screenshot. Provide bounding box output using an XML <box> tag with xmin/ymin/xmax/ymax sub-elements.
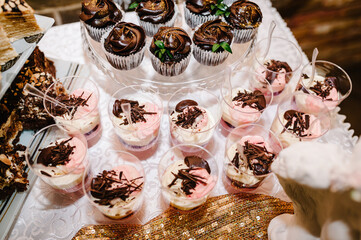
<box><xmin>309</xmin><ymin>77</ymin><xmax>337</xmax><ymax>100</ymax></box>
<box><xmin>90</xmin><ymin>170</ymin><xmax>144</xmax><ymax>207</ymax></box>
<box><xmin>283</xmin><ymin>110</ymin><xmax>312</xmax><ymax>137</ymax></box>
<box><xmin>50</xmin><ymin>91</ymin><xmax>92</xmax><ymax>119</ymax></box>
<box><xmin>264</xmin><ymin>59</ymin><xmax>292</xmax><ymax>84</ymax></box>
<box><xmin>184</xmin><ymin>155</ymin><xmax>211</xmax><ymax>174</ymax></box>
<box><xmin>112</xmin><ymin>99</ymin><xmax>156</xmax><ymax>125</ymax></box>
<box><xmin>175</xmin><ymin>106</ymin><xmax>203</xmax><ymax>129</ymax></box>
<box><xmin>37</xmin><ymin>138</ymin><xmax>75</xmax><ymax>167</ymax></box>
<box><xmin>232</xmin><ymin>90</ymin><xmax>266</xmax><ymax>110</ymax></box>
<box><xmin>175</xmin><ymin>99</ymin><xmax>198</xmax><ymax>112</ymax></box>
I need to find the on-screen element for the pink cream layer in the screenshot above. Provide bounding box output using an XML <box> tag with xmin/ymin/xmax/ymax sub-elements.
<box><xmin>187</xmin><ymin>168</ymin><xmax>216</xmax><ymax>200</ymax></box>
<box><xmin>108</xmin><ymin>165</ymin><xmax>143</xmax><ymax>197</ymax></box>
<box><xmin>306</xmin><ymin>87</ymin><xmax>339</xmax><ymax>111</ymax></box>
<box><xmin>62</xmin><ymin>137</ymin><xmax>87</xmax><ymax>174</ymax></box>
<box><xmin>285</xmin><ymin>112</ymin><xmax>323</xmax><ymax>138</ymax></box>
<box><xmin>258</xmin><ymin>67</ymin><xmax>288</xmax><ymax>94</ymax></box>
<box><xmin>182</xmin><ymin>106</ymin><xmax>209</xmax><ymax>130</ymax></box>
<box><xmin>238</xmin><ymin>135</ymin><xmax>273</xmax><ymax>152</ymax></box>
<box><xmin>71</xmin><ymin>89</ymin><xmax>99</xmax><ymax>119</ymax></box>
<box><xmin>230</xmin><ymin>101</ymin><xmax>261</xmax><ymax>125</ymax></box>
<box><xmin>132</xmin><ymin>103</ymin><xmax>160</xmax><ymax>139</ymax></box>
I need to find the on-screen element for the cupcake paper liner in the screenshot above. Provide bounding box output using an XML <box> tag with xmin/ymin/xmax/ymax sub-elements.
<box><xmin>192</xmin><ymin>44</ymin><xmax>230</xmax><ymax>66</ymax></box>
<box><xmin>150</xmin><ymin>49</ymin><xmax>192</xmax><ymax>77</ymax></box>
<box><xmin>101</xmin><ymin>30</ymin><xmax>145</xmax><ymax>70</ymax></box>
<box><xmin>222</xmin><ymin>17</ymin><xmax>258</xmax><ymax>43</ymax></box>
<box><xmin>138</xmin><ymin>5</ymin><xmax>178</xmax><ymax>37</ymax></box>
<box><xmin>184</xmin><ymin>3</ymin><xmax>219</xmax><ymax>29</ymax></box>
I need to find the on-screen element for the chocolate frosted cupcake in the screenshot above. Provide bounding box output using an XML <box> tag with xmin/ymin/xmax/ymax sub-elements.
<box><xmin>135</xmin><ymin>0</ymin><xmax>177</xmax><ymax>37</ymax></box>
<box><xmin>101</xmin><ymin>22</ymin><xmax>146</xmax><ymax>70</ymax></box>
<box><xmin>224</xmin><ymin>0</ymin><xmax>262</xmax><ymax>43</ymax></box>
<box><xmin>80</xmin><ymin>0</ymin><xmax>123</xmax><ymax>42</ymax></box>
<box><xmin>193</xmin><ymin>19</ymin><xmax>233</xmax><ymax>66</ymax></box>
<box><xmin>149</xmin><ymin>27</ymin><xmax>192</xmax><ymax>76</ymax></box>
<box><xmin>184</xmin><ymin>0</ymin><xmax>218</xmax><ymax>29</ymax></box>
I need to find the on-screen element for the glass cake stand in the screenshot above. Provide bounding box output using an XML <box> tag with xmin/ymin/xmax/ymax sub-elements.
<box><xmin>81</xmin><ymin>7</ymin><xmax>255</xmax><ymax>97</ymax></box>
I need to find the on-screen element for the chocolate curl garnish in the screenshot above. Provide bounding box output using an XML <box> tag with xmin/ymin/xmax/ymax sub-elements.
<box><xmin>175</xmin><ymin>99</ymin><xmax>198</xmax><ymax>112</ymax></box>
<box><xmin>283</xmin><ymin>110</ymin><xmax>312</xmax><ymax>137</ymax></box>
<box><xmin>50</xmin><ymin>91</ymin><xmax>92</xmax><ymax>119</ymax></box>
<box><xmin>112</xmin><ymin>99</ymin><xmax>157</xmax><ymax>125</ymax></box>
<box><xmin>184</xmin><ymin>155</ymin><xmax>211</xmax><ymax>174</ymax></box>
<box><xmin>232</xmin><ymin>90</ymin><xmax>266</xmax><ymax>111</ymax></box>
<box><xmin>175</xmin><ymin>106</ymin><xmax>203</xmax><ymax>129</ymax></box>
<box><xmin>37</xmin><ymin>138</ymin><xmax>75</xmax><ymax>167</ymax></box>
<box><xmin>264</xmin><ymin>59</ymin><xmax>292</xmax><ymax>84</ymax></box>
<box><xmin>309</xmin><ymin>77</ymin><xmax>337</xmax><ymax>100</ymax></box>
<box><xmin>90</xmin><ymin>170</ymin><xmax>144</xmax><ymax>206</ymax></box>
<box><xmin>242</xmin><ymin>141</ymin><xmax>275</xmax><ymax>175</ymax></box>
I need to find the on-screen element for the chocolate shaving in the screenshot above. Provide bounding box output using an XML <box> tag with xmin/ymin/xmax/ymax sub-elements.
<box><xmin>309</xmin><ymin>77</ymin><xmax>337</xmax><ymax>100</ymax></box>
<box><xmin>112</xmin><ymin>99</ymin><xmax>156</xmax><ymax>125</ymax></box>
<box><xmin>168</xmin><ymin>168</ymin><xmax>207</xmax><ymax>196</ymax></box>
<box><xmin>184</xmin><ymin>155</ymin><xmax>211</xmax><ymax>174</ymax></box>
<box><xmin>282</xmin><ymin>110</ymin><xmax>312</xmax><ymax>137</ymax></box>
<box><xmin>232</xmin><ymin>90</ymin><xmax>266</xmax><ymax>110</ymax></box>
<box><xmin>175</xmin><ymin>106</ymin><xmax>203</xmax><ymax>129</ymax></box>
<box><xmin>90</xmin><ymin>170</ymin><xmax>144</xmax><ymax>207</ymax></box>
<box><xmin>175</xmin><ymin>100</ymin><xmax>198</xmax><ymax>112</ymax></box>
<box><xmin>37</xmin><ymin>138</ymin><xmax>75</xmax><ymax>167</ymax></box>
<box><xmin>50</xmin><ymin>91</ymin><xmax>92</xmax><ymax>119</ymax></box>
<box><xmin>264</xmin><ymin>59</ymin><xmax>292</xmax><ymax>84</ymax></box>
<box><xmin>40</xmin><ymin>170</ymin><xmax>52</xmax><ymax>177</ymax></box>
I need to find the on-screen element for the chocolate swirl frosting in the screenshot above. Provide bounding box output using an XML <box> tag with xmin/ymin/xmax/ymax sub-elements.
<box><xmin>225</xmin><ymin>0</ymin><xmax>262</xmax><ymax>29</ymax></box>
<box><xmin>150</xmin><ymin>27</ymin><xmax>191</xmax><ymax>62</ymax></box>
<box><xmin>79</xmin><ymin>0</ymin><xmax>122</xmax><ymax>28</ymax></box>
<box><xmin>193</xmin><ymin>19</ymin><xmax>233</xmax><ymax>51</ymax></box>
<box><xmin>136</xmin><ymin>0</ymin><xmax>175</xmax><ymax>24</ymax></box>
<box><xmin>185</xmin><ymin>0</ymin><xmax>217</xmax><ymax>15</ymax></box>
<box><xmin>104</xmin><ymin>22</ymin><xmax>145</xmax><ymax>56</ymax></box>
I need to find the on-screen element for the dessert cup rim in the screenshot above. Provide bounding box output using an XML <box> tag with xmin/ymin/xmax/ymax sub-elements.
<box><xmin>43</xmin><ymin>76</ymin><xmax>100</xmax><ymax>120</ymax></box>
<box><xmin>25</xmin><ymin>124</ymin><xmax>88</xmax><ymax>179</ymax></box>
<box><xmin>254</xmin><ymin>36</ymin><xmax>303</xmax><ymax>73</ymax></box>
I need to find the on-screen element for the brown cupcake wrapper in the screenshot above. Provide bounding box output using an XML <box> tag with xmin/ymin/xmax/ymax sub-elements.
<box><xmin>101</xmin><ymin>30</ymin><xmax>145</xmax><ymax>70</ymax></box>
<box><xmin>192</xmin><ymin>44</ymin><xmax>230</xmax><ymax>66</ymax></box>
<box><xmin>184</xmin><ymin>3</ymin><xmax>219</xmax><ymax>29</ymax></box>
<box><xmin>150</xmin><ymin>49</ymin><xmax>192</xmax><ymax>77</ymax></box>
<box><xmin>138</xmin><ymin>5</ymin><xmax>178</xmax><ymax>37</ymax></box>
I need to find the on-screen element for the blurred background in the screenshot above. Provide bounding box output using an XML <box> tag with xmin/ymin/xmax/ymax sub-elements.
<box><xmin>27</xmin><ymin>0</ymin><xmax>361</xmax><ymax>136</ymax></box>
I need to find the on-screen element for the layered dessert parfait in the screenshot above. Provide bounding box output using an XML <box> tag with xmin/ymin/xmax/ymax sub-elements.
<box><xmin>89</xmin><ymin>165</ymin><xmax>144</xmax><ymax>219</ymax></box>
<box><xmin>32</xmin><ymin>136</ymin><xmax>87</xmax><ymax>191</ymax></box>
<box><xmin>225</xmin><ymin>135</ymin><xmax>276</xmax><ymax>189</ymax></box>
<box><xmin>221</xmin><ymin>88</ymin><xmax>266</xmax><ymax>128</ymax></box>
<box><xmin>170</xmin><ymin>100</ymin><xmax>216</xmax><ymax>147</ymax></box>
<box><xmin>271</xmin><ymin>109</ymin><xmax>323</xmax><ymax>148</ymax></box>
<box><xmin>111</xmin><ymin>98</ymin><xmax>161</xmax><ymax>150</ymax></box>
<box><xmin>160</xmin><ymin>154</ymin><xmax>216</xmax><ymax>210</ymax></box>
<box><xmin>256</xmin><ymin>59</ymin><xmax>293</xmax><ymax>96</ymax></box>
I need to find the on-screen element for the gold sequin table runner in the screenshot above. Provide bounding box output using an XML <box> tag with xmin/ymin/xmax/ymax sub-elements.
<box><xmin>73</xmin><ymin>193</ymin><xmax>293</xmax><ymax>239</ymax></box>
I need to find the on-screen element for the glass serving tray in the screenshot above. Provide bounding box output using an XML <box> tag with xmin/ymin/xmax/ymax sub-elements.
<box><xmin>81</xmin><ymin>4</ymin><xmax>255</xmax><ymax>96</ymax></box>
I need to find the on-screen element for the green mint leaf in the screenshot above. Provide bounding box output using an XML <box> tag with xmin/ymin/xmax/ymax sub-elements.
<box><xmin>217</xmin><ymin>3</ymin><xmax>227</xmax><ymax>11</ymax></box>
<box><xmin>212</xmin><ymin>43</ymin><xmax>221</xmax><ymax>52</ymax></box>
<box><xmin>210</xmin><ymin>5</ymin><xmax>215</xmax><ymax>10</ymax></box>
<box><xmin>225</xmin><ymin>11</ymin><xmax>231</xmax><ymax>17</ymax></box>
<box><xmin>220</xmin><ymin>42</ymin><xmax>232</xmax><ymax>53</ymax></box>
<box><xmin>160</xmin><ymin>49</ymin><xmax>166</xmax><ymax>54</ymax></box>
<box><xmin>166</xmin><ymin>50</ymin><xmax>174</xmax><ymax>59</ymax></box>
<box><xmin>160</xmin><ymin>54</ymin><xmax>165</xmax><ymax>62</ymax></box>
<box><xmin>215</xmin><ymin>9</ymin><xmax>223</xmax><ymax>16</ymax></box>
<box><xmin>217</xmin><ymin>0</ymin><xmax>222</xmax><ymax>4</ymax></box>
<box><xmin>128</xmin><ymin>2</ymin><xmax>139</xmax><ymax>10</ymax></box>
<box><xmin>154</xmin><ymin>40</ymin><xmax>165</xmax><ymax>49</ymax></box>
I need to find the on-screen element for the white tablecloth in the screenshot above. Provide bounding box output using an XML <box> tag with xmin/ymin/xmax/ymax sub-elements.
<box><xmin>9</xmin><ymin>0</ymin><xmax>358</xmax><ymax>239</ymax></box>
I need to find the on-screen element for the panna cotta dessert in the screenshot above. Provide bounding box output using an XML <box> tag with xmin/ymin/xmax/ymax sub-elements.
<box><xmin>34</xmin><ymin>136</ymin><xmax>87</xmax><ymax>191</ymax></box>
<box><xmin>271</xmin><ymin>109</ymin><xmax>323</xmax><ymax>148</ymax></box>
<box><xmin>160</xmin><ymin>154</ymin><xmax>216</xmax><ymax>210</ymax></box>
<box><xmin>221</xmin><ymin>88</ymin><xmax>266</xmax><ymax>128</ymax></box>
<box><xmin>111</xmin><ymin>98</ymin><xmax>161</xmax><ymax>150</ymax></box>
<box><xmin>257</xmin><ymin>59</ymin><xmax>293</xmax><ymax>95</ymax></box>
<box><xmin>225</xmin><ymin>135</ymin><xmax>276</xmax><ymax>189</ymax></box>
<box><xmin>170</xmin><ymin>100</ymin><xmax>215</xmax><ymax>146</ymax></box>
<box><xmin>89</xmin><ymin>165</ymin><xmax>144</xmax><ymax>219</ymax></box>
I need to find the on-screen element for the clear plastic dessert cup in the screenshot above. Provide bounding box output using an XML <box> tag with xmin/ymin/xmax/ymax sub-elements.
<box><xmin>224</xmin><ymin>124</ymin><xmax>282</xmax><ymax>191</ymax></box>
<box><xmin>295</xmin><ymin>60</ymin><xmax>352</xmax><ymax>111</ymax></box>
<box><xmin>44</xmin><ymin>76</ymin><xmax>102</xmax><ymax>147</ymax></box>
<box><xmin>108</xmin><ymin>85</ymin><xmax>163</xmax><ymax>151</ymax></box>
<box><xmin>158</xmin><ymin>144</ymin><xmax>218</xmax><ymax>211</ymax></box>
<box><xmin>220</xmin><ymin>70</ymin><xmax>273</xmax><ymax>132</ymax></box>
<box><xmin>253</xmin><ymin>37</ymin><xmax>303</xmax><ymax>97</ymax></box>
<box><xmin>167</xmin><ymin>87</ymin><xmax>222</xmax><ymax>152</ymax></box>
<box><xmin>25</xmin><ymin>124</ymin><xmax>88</xmax><ymax>193</ymax></box>
<box><xmin>271</xmin><ymin>92</ymin><xmax>331</xmax><ymax>148</ymax></box>
<box><xmin>83</xmin><ymin>150</ymin><xmax>145</xmax><ymax>220</ymax></box>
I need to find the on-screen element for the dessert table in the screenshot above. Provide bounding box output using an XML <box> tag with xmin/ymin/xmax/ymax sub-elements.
<box><xmin>7</xmin><ymin>0</ymin><xmax>358</xmax><ymax>239</ymax></box>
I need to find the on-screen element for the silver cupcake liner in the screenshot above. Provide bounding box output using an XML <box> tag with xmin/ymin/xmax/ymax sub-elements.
<box><xmin>222</xmin><ymin>16</ymin><xmax>258</xmax><ymax>43</ymax></box>
<box><xmin>192</xmin><ymin>44</ymin><xmax>230</xmax><ymax>66</ymax></box>
<box><xmin>101</xmin><ymin>30</ymin><xmax>145</xmax><ymax>70</ymax></box>
<box><xmin>184</xmin><ymin>3</ymin><xmax>219</xmax><ymax>29</ymax></box>
<box><xmin>138</xmin><ymin>4</ymin><xmax>178</xmax><ymax>37</ymax></box>
<box><xmin>150</xmin><ymin>49</ymin><xmax>192</xmax><ymax>77</ymax></box>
